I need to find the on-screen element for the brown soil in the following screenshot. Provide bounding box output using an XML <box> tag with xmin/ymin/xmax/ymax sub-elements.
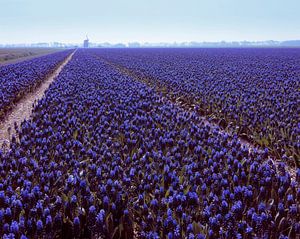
<box><xmin>0</xmin><ymin>50</ymin><xmax>76</xmax><ymax>151</ymax></box>
<box><xmin>0</xmin><ymin>48</ymin><xmax>64</xmax><ymax>66</ymax></box>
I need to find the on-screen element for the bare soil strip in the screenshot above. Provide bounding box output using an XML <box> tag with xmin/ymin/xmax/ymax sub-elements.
<box><xmin>0</xmin><ymin>50</ymin><xmax>76</xmax><ymax>150</ymax></box>
<box><xmin>0</xmin><ymin>48</ymin><xmax>64</xmax><ymax>66</ymax></box>
<box><xmin>101</xmin><ymin>58</ymin><xmax>296</xmax><ymax>181</ymax></box>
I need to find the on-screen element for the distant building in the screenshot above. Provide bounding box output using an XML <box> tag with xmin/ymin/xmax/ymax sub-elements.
<box><xmin>83</xmin><ymin>36</ymin><xmax>89</xmax><ymax>48</ymax></box>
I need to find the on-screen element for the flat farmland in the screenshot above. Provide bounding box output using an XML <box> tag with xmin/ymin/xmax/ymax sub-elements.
<box><xmin>0</xmin><ymin>48</ymin><xmax>64</xmax><ymax>65</ymax></box>
<box><xmin>0</xmin><ymin>48</ymin><xmax>299</xmax><ymax>239</ymax></box>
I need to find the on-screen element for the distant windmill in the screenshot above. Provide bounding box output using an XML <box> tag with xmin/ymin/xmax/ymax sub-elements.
<box><xmin>83</xmin><ymin>35</ymin><xmax>89</xmax><ymax>48</ymax></box>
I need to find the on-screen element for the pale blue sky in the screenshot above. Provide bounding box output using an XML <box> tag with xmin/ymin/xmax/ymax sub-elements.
<box><xmin>0</xmin><ymin>0</ymin><xmax>299</xmax><ymax>44</ymax></box>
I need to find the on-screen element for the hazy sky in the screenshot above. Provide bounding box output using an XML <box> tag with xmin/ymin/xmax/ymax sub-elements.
<box><xmin>0</xmin><ymin>0</ymin><xmax>299</xmax><ymax>44</ymax></box>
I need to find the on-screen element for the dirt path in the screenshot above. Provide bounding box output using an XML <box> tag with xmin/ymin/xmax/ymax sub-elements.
<box><xmin>0</xmin><ymin>50</ymin><xmax>76</xmax><ymax>151</ymax></box>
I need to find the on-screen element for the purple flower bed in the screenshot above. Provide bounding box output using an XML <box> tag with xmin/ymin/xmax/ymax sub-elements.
<box><xmin>95</xmin><ymin>48</ymin><xmax>300</xmax><ymax>166</ymax></box>
<box><xmin>0</xmin><ymin>49</ymin><xmax>299</xmax><ymax>238</ymax></box>
<box><xmin>0</xmin><ymin>49</ymin><xmax>73</xmax><ymax>119</ymax></box>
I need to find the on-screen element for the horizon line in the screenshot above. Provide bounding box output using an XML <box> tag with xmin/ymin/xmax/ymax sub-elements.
<box><xmin>1</xmin><ymin>39</ymin><xmax>300</xmax><ymax>45</ymax></box>
<box><xmin>1</xmin><ymin>40</ymin><xmax>300</xmax><ymax>49</ymax></box>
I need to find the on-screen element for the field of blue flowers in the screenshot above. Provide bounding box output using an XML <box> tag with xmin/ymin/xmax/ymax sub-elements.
<box><xmin>0</xmin><ymin>49</ymin><xmax>299</xmax><ymax>238</ymax></box>
<box><xmin>96</xmin><ymin>48</ymin><xmax>300</xmax><ymax>167</ymax></box>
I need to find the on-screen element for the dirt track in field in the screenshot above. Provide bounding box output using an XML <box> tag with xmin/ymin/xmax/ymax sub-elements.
<box><xmin>0</xmin><ymin>50</ymin><xmax>76</xmax><ymax>151</ymax></box>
